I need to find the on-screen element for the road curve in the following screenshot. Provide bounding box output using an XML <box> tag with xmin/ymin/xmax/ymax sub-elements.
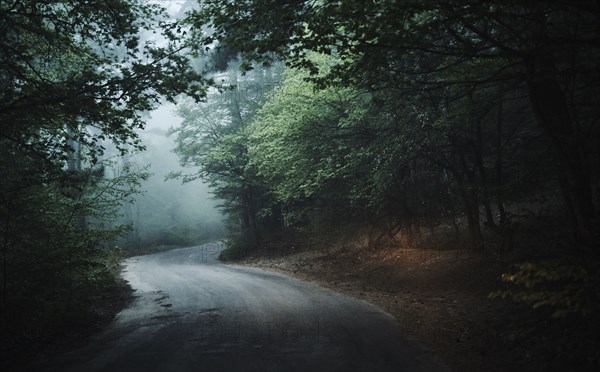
<box><xmin>31</xmin><ymin>243</ymin><xmax>449</xmax><ymax>372</ymax></box>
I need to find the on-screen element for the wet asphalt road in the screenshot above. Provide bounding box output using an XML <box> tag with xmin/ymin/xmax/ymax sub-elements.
<box><xmin>32</xmin><ymin>243</ymin><xmax>449</xmax><ymax>372</ymax></box>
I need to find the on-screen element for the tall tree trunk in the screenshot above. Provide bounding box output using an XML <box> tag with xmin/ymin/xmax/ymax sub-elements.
<box><xmin>525</xmin><ymin>7</ymin><xmax>595</xmax><ymax>249</ymax></box>
<box><xmin>0</xmin><ymin>196</ymin><xmax>11</xmax><ymax>320</ymax></box>
<box><xmin>526</xmin><ymin>55</ymin><xmax>595</xmax><ymax>248</ymax></box>
<box><xmin>474</xmin><ymin>118</ymin><xmax>496</xmax><ymax>228</ymax></box>
<box><xmin>398</xmin><ymin>189</ymin><xmax>415</xmax><ymax>247</ymax></box>
<box><xmin>457</xmin><ymin>147</ymin><xmax>483</xmax><ymax>248</ymax></box>
<box><xmin>458</xmin><ymin>184</ymin><xmax>483</xmax><ymax>248</ymax></box>
<box><xmin>66</xmin><ymin>125</ymin><xmax>86</xmax><ymax>230</ymax></box>
<box><xmin>495</xmin><ymin>99</ymin><xmax>507</xmax><ymax>224</ymax></box>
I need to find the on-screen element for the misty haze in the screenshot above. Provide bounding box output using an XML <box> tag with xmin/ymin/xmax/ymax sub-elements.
<box><xmin>119</xmin><ymin>103</ymin><xmax>225</xmax><ymax>254</ymax></box>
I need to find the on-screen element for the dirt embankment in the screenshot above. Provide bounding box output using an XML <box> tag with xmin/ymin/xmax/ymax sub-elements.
<box><xmin>233</xmin><ymin>244</ymin><xmax>585</xmax><ymax>372</ymax></box>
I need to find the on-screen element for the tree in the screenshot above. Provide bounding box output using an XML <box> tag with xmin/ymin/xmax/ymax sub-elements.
<box><xmin>247</xmin><ymin>55</ymin><xmax>453</xmax><ymax>247</ymax></box>
<box><xmin>170</xmin><ymin>59</ymin><xmax>282</xmax><ymax>245</ymax></box>
<box><xmin>1</xmin><ymin>0</ymin><xmax>207</xmax><ymax>170</ymax></box>
<box><xmin>187</xmin><ymin>0</ymin><xmax>600</xmax><ymax>249</ymax></box>
<box><xmin>0</xmin><ymin>0</ymin><xmax>208</xmax><ymax>356</ymax></box>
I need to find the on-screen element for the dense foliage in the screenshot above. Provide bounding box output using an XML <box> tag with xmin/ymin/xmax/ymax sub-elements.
<box><xmin>169</xmin><ymin>60</ymin><xmax>281</xmax><ymax>245</ymax></box>
<box><xmin>0</xmin><ymin>0</ymin><xmax>206</xmax><ymax>359</ymax></box>
<box><xmin>185</xmin><ymin>0</ymin><xmax>599</xmax><ymax>251</ymax></box>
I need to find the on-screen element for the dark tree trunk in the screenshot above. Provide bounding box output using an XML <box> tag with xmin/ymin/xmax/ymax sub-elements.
<box><xmin>495</xmin><ymin>99</ymin><xmax>507</xmax><ymax>224</ymax></box>
<box><xmin>458</xmin><ymin>185</ymin><xmax>483</xmax><ymax>248</ymax></box>
<box><xmin>474</xmin><ymin>118</ymin><xmax>496</xmax><ymax>228</ymax></box>
<box><xmin>398</xmin><ymin>189</ymin><xmax>416</xmax><ymax>247</ymax></box>
<box><xmin>240</xmin><ymin>186</ymin><xmax>260</xmax><ymax>245</ymax></box>
<box><xmin>526</xmin><ymin>55</ymin><xmax>595</xmax><ymax>248</ymax></box>
<box><xmin>524</xmin><ymin>7</ymin><xmax>596</xmax><ymax>249</ymax></box>
<box><xmin>457</xmin><ymin>147</ymin><xmax>483</xmax><ymax>248</ymax></box>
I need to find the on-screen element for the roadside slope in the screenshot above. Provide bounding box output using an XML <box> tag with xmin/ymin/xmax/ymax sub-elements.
<box><xmin>235</xmin><ymin>245</ymin><xmax>563</xmax><ymax>372</ymax></box>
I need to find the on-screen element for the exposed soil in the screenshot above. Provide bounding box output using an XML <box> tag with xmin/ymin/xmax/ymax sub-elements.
<box><xmin>233</xmin><ymin>243</ymin><xmax>595</xmax><ymax>372</ymax></box>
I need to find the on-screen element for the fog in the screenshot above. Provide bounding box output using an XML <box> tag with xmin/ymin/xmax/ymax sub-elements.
<box><xmin>109</xmin><ymin>0</ymin><xmax>274</xmax><ymax>252</ymax></box>
<box><xmin>120</xmin><ymin>103</ymin><xmax>225</xmax><ymax>252</ymax></box>
<box><xmin>109</xmin><ymin>1</ymin><xmax>225</xmax><ymax>252</ymax></box>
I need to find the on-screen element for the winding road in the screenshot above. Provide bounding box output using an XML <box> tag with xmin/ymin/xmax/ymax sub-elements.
<box><xmin>33</xmin><ymin>243</ymin><xmax>449</xmax><ymax>372</ymax></box>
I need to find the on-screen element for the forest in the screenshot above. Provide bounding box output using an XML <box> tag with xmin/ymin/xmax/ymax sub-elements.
<box><xmin>1</xmin><ymin>0</ymin><xmax>599</xmax><ymax>370</ymax></box>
